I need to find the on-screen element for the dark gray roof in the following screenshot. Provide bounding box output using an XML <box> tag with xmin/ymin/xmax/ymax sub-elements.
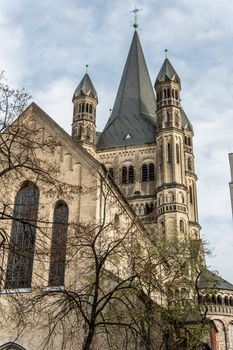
<box><xmin>97</xmin><ymin>31</ymin><xmax>157</xmax><ymax>150</ymax></box>
<box><xmin>198</xmin><ymin>269</ymin><xmax>233</xmax><ymax>291</ymax></box>
<box><xmin>181</xmin><ymin>108</ymin><xmax>193</xmax><ymax>133</ymax></box>
<box><xmin>155</xmin><ymin>58</ymin><xmax>180</xmax><ymax>85</ymax></box>
<box><xmin>73</xmin><ymin>73</ymin><xmax>98</xmax><ymax>102</ymax></box>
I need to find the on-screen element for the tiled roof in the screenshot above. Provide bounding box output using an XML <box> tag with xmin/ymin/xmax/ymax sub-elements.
<box><xmin>198</xmin><ymin>269</ymin><xmax>233</xmax><ymax>291</ymax></box>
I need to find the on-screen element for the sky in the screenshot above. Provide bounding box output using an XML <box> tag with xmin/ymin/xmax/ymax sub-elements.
<box><xmin>0</xmin><ymin>0</ymin><xmax>232</xmax><ymax>283</ymax></box>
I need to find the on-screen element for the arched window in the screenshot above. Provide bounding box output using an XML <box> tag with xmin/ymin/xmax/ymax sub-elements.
<box><xmin>0</xmin><ymin>343</ymin><xmax>27</xmax><ymax>350</ymax></box>
<box><xmin>188</xmin><ymin>158</ymin><xmax>192</xmax><ymax>171</ymax></box>
<box><xmin>128</xmin><ymin>166</ymin><xmax>134</xmax><ymax>183</ymax></box>
<box><xmin>167</xmin><ymin>143</ymin><xmax>172</xmax><ymax>163</ymax></box>
<box><xmin>122</xmin><ymin>166</ymin><xmax>127</xmax><ymax>184</ymax></box>
<box><xmin>121</xmin><ymin>165</ymin><xmax>134</xmax><ymax>184</ymax></box>
<box><xmin>189</xmin><ymin>185</ymin><xmax>193</xmax><ymax>204</ymax></box>
<box><xmin>217</xmin><ymin>295</ymin><xmax>222</xmax><ymax>305</ymax></box>
<box><xmin>49</xmin><ymin>202</ymin><xmax>69</xmax><ymax>287</ymax></box>
<box><xmin>180</xmin><ymin>220</ymin><xmax>185</xmax><ymax>233</ymax></box>
<box><xmin>148</xmin><ymin>163</ymin><xmax>155</xmax><ymax>181</ymax></box>
<box><xmin>108</xmin><ymin>167</ymin><xmax>114</xmax><ymax>179</ymax></box>
<box><xmin>159</xmin><ymin>145</ymin><xmax>163</xmax><ymax>165</ymax></box>
<box><xmin>176</xmin><ymin>144</ymin><xmax>180</xmax><ymax>163</ymax></box>
<box><xmin>89</xmin><ymin>105</ymin><xmax>93</xmax><ymax>114</ymax></box>
<box><xmin>5</xmin><ymin>182</ymin><xmax>39</xmax><ymax>289</ymax></box>
<box><xmin>142</xmin><ymin>164</ymin><xmax>148</xmax><ymax>182</ymax></box>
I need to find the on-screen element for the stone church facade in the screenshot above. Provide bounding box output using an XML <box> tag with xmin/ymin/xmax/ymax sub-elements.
<box><xmin>0</xmin><ymin>30</ymin><xmax>232</xmax><ymax>349</ymax></box>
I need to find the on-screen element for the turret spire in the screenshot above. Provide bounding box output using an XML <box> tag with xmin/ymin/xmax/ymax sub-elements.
<box><xmin>72</xmin><ymin>73</ymin><xmax>98</xmax><ymax>153</ymax></box>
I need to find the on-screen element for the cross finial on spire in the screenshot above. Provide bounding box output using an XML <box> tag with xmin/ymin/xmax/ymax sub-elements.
<box><xmin>130</xmin><ymin>6</ymin><xmax>142</xmax><ymax>30</ymax></box>
<box><xmin>85</xmin><ymin>64</ymin><xmax>89</xmax><ymax>74</ymax></box>
<box><xmin>165</xmin><ymin>49</ymin><xmax>168</xmax><ymax>59</ymax></box>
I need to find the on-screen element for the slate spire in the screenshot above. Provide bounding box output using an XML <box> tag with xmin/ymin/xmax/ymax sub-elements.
<box><xmin>97</xmin><ymin>31</ymin><xmax>156</xmax><ymax>150</ymax></box>
<box><xmin>73</xmin><ymin>73</ymin><xmax>98</xmax><ymax>102</ymax></box>
<box><xmin>155</xmin><ymin>58</ymin><xmax>180</xmax><ymax>85</ymax></box>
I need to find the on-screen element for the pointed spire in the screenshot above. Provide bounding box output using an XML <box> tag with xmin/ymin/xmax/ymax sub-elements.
<box><xmin>73</xmin><ymin>73</ymin><xmax>98</xmax><ymax>102</ymax></box>
<box><xmin>155</xmin><ymin>58</ymin><xmax>180</xmax><ymax>85</ymax></box>
<box><xmin>97</xmin><ymin>31</ymin><xmax>156</xmax><ymax>150</ymax></box>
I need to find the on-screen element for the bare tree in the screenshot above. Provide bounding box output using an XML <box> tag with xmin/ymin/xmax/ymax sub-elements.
<box><xmin>0</xmin><ymin>74</ymin><xmax>212</xmax><ymax>350</ymax></box>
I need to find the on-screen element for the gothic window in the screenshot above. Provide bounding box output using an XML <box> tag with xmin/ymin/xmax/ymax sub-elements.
<box><xmin>78</xmin><ymin>104</ymin><xmax>81</xmax><ymax>113</ymax></box>
<box><xmin>128</xmin><ymin>165</ymin><xmax>134</xmax><ymax>183</ymax></box>
<box><xmin>159</xmin><ymin>145</ymin><xmax>163</xmax><ymax>165</ymax></box>
<box><xmin>189</xmin><ymin>185</ymin><xmax>193</xmax><ymax>204</ymax></box>
<box><xmin>81</xmin><ymin>103</ymin><xmax>84</xmax><ymax>113</ymax></box>
<box><xmin>89</xmin><ymin>104</ymin><xmax>93</xmax><ymax>114</ymax></box>
<box><xmin>176</xmin><ymin>144</ymin><xmax>180</xmax><ymax>163</ymax></box>
<box><xmin>180</xmin><ymin>220</ymin><xmax>185</xmax><ymax>233</ymax></box>
<box><xmin>141</xmin><ymin>163</ymin><xmax>155</xmax><ymax>182</ymax></box>
<box><xmin>164</xmin><ymin>89</ymin><xmax>167</xmax><ymax>98</ymax></box>
<box><xmin>142</xmin><ymin>164</ymin><xmax>148</xmax><ymax>182</ymax></box>
<box><xmin>167</xmin><ymin>89</ymin><xmax>171</xmax><ymax>98</ymax></box>
<box><xmin>167</xmin><ymin>143</ymin><xmax>172</xmax><ymax>163</ymax></box>
<box><xmin>122</xmin><ymin>165</ymin><xmax>134</xmax><ymax>184</ymax></box>
<box><xmin>5</xmin><ymin>182</ymin><xmax>39</xmax><ymax>289</ymax></box>
<box><xmin>108</xmin><ymin>167</ymin><xmax>114</xmax><ymax>179</ymax></box>
<box><xmin>172</xmin><ymin>89</ymin><xmax>175</xmax><ymax>98</ymax></box>
<box><xmin>175</xmin><ymin>90</ymin><xmax>178</xmax><ymax>100</ymax></box>
<box><xmin>149</xmin><ymin>163</ymin><xmax>155</xmax><ymax>181</ymax></box>
<box><xmin>49</xmin><ymin>202</ymin><xmax>69</xmax><ymax>287</ymax></box>
<box><xmin>86</xmin><ymin>103</ymin><xmax>89</xmax><ymax>113</ymax></box>
<box><xmin>122</xmin><ymin>166</ymin><xmax>127</xmax><ymax>184</ymax></box>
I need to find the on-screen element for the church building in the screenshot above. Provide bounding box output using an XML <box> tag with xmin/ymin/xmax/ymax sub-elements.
<box><xmin>0</xmin><ymin>27</ymin><xmax>232</xmax><ymax>349</ymax></box>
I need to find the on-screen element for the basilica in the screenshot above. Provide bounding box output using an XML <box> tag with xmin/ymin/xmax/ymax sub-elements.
<box><xmin>0</xmin><ymin>29</ymin><xmax>232</xmax><ymax>349</ymax></box>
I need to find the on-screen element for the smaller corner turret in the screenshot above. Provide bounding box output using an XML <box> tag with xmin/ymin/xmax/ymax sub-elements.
<box><xmin>154</xmin><ymin>58</ymin><xmax>181</xmax><ymax>130</ymax></box>
<box><xmin>72</xmin><ymin>73</ymin><xmax>98</xmax><ymax>153</ymax></box>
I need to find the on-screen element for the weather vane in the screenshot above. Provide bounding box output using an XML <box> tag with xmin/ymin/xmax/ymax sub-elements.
<box><xmin>130</xmin><ymin>6</ymin><xmax>142</xmax><ymax>30</ymax></box>
<box><xmin>165</xmin><ymin>49</ymin><xmax>168</xmax><ymax>59</ymax></box>
<box><xmin>85</xmin><ymin>64</ymin><xmax>89</xmax><ymax>74</ymax></box>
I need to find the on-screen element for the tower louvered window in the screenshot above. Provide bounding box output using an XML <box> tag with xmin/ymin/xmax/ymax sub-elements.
<box><xmin>142</xmin><ymin>164</ymin><xmax>148</xmax><ymax>182</ymax></box>
<box><xmin>176</xmin><ymin>144</ymin><xmax>180</xmax><ymax>163</ymax></box>
<box><xmin>49</xmin><ymin>202</ymin><xmax>69</xmax><ymax>287</ymax></box>
<box><xmin>122</xmin><ymin>166</ymin><xmax>127</xmax><ymax>184</ymax></box>
<box><xmin>5</xmin><ymin>182</ymin><xmax>39</xmax><ymax>289</ymax></box>
<box><xmin>128</xmin><ymin>166</ymin><xmax>134</xmax><ymax>183</ymax></box>
<box><xmin>142</xmin><ymin>163</ymin><xmax>155</xmax><ymax>182</ymax></box>
<box><xmin>167</xmin><ymin>143</ymin><xmax>172</xmax><ymax>163</ymax></box>
<box><xmin>121</xmin><ymin>165</ymin><xmax>134</xmax><ymax>184</ymax></box>
<box><xmin>108</xmin><ymin>167</ymin><xmax>114</xmax><ymax>179</ymax></box>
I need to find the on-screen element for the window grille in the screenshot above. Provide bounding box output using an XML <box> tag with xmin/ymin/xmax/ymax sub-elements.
<box><xmin>5</xmin><ymin>182</ymin><xmax>39</xmax><ymax>289</ymax></box>
<box><xmin>49</xmin><ymin>202</ymin><xmax>69</xmax><ymax>287</ymax></box>
<box><xmin>128</xmin><ymin>166</ymin><xmax>134</xmax><ymax>183</ymax></box>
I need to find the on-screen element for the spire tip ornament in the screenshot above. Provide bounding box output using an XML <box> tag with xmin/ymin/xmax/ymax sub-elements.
<box><xmin>85</xmin><ymin>64</ymin><xmax>89</xmax><ymax>74</ymax></box>
<box><xmin>165</xmin><ymin>49</ymin><xmax>168</xmax><ymax>59</ymax></box>
<box><xmin>130</xmin><ymin>6</ymin><xmax>142</xmax><ymax>30</ymax></box>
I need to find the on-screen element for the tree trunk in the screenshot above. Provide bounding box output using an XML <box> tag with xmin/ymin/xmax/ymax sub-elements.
<box><xmin>82</xmin><ymin>325</ymin><xmax>95</xmax><ymax>350</ymax></box>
